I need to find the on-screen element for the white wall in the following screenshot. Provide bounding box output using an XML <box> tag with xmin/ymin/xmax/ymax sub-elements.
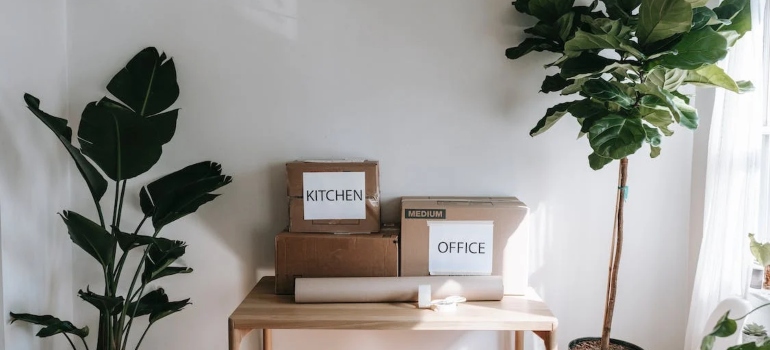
<box><xmin>0</xmin><ymin>0</ymin><xmax>73</xmax><ymax>349</ymax></box>
<box><xmin>0</xmin><ymin>0</ymin><xmax>694</xmax><ymax>349</ymax></box>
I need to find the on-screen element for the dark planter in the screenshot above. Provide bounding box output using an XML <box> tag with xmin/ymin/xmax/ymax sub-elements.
<box><xmin>568</xmin><ymin>337</ymin><xmax>644</xmax><ymax>350</ymax></box>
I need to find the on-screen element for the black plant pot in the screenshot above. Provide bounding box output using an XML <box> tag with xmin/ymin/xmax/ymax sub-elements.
<box><xmin>568</xmin><ymin>337</ymin><xmax>644</xmax><ymax>350</ymax></box>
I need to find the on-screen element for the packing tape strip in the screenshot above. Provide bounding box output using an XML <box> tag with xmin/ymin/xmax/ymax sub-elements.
<box><xmin>431</xmin><ymin>296</ymin><xmax>467</xmax><ymax>312</ymax></box>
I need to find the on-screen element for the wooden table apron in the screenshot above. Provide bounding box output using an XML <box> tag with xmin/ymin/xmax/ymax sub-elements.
<box><xmin>229</xmin><ymin>277</ymin><xmax>558</xmax><ymax>350</ymax></box>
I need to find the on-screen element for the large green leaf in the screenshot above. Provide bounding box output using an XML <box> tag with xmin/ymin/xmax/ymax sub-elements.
<box><xmin>637</xmin><ymin>0</ymin><xmax>692</xmax><ymax>47</ymax></box>
<box><xmin>505</xmin><ymin>38</ymin><xmax>561</xmax><ymax>60</ymax></box>
<box><xmin>588</xmin><ymin>115</ymin><xmax>646</xmax><ymax>159</ymax></box>
<box><xmin>529</xmin><ymin>101</ymin><xmax>575</xmax><ymax>136</ymax></box>
<box><xmin>113</xmin><ymin>227</ymin><xmax>156</xmax><ymax>252</ymax></box>
<box><xmin>527</xmin><ymin>0</ymin><xmax>574</xmax><ymax>21</ymax></box>
<box><xmin>559</xmin><ymin>53</ymin><xmax>618</xmax><ymax>78</ymax></box>
<box><xmin>78</xmin><ymin>97</ymin><xmax>165</xmax><ymax>181</ymax></box>
<box><xmin>78</xmin><ymin>288</ymin><xmax>124</xmax><ymax>315</ymax></box>
<box><xmin>9</xmin><ymin>313</ymin><xmax>89</xmax><ymax>338</ymax></box>
<box><xmin>637</xmin><ymin>84</ymin><xmax>685</xmax><ymax>123</ymax></box>
<box><xmin>140</xmin><ymin>161</ymin><xmax>232</xmax><ymax>228</ymax></box>
<box><xmin>674</xmin><ymin>97</ymin><xmax>699</xmax><ymax>129</ymax></box>
<box><xmin>641</xmin><ymin>107</ymin><xmax>675</xmax><ymax>136</ymax></box>
<box><xmin>646</xmin><ymin>68</ymin><xmax>687</xmax><ymax>91</ymax></box>
<box><xmin>561</xmin><ymin>77</ymin><xmax>589</xmax><ymax>95</ymax></box>
<box><xmin>142</xmin><ymin>239</ymin><xmax>192</xmax><ymax>283</ymax></box>
<box><xmin>683</xmin><ymin>64</ymin><xmax>751</xmax><ymax>93</ymax></box>
<box><xmin>107</xmin><ymin>47</ymin><xmax>179</xmax><ymax>117</ymax></box>
<box><xmin>60</xmin><ymin>211</ymin><xmax>116</xmax><ymax>268</ymax></box>
<box><xmin>525</xmin><ymin>22</ymin><xmax>560</xmax><ymax>41</ymax></box>
<box><xmin>570</xmin><ymin>99</ymin><xmax>610</xmax><ymax>134</ymax></box>
<box><xmin>655</xmin><ymin>27</ymin><xmax>728</xmax><ymax>70</ymax></box>
<box><xmin>588</xmin><ymin>152</ymin><xmax>614</xmax><ymax>170</ymax></box>
<box><xmin>712</xmin><ymin>0</ymin><xmax>751</xmax><ymax>47</ymax></box>
<box><xmin>564</xmin><ymin>19</ymin><xmax>643</xmax><ymax>58</ymax></box>
<box><xmin>582</xmin><ymin>79</ymin><xmax>634</xmax><ymax>108</ymax></box>
<box><xmin>541</xmin><ymin>74</ymin><xmax>572</xmax><ymax>93</ymax></box>
<box><xmin>23</xmin><ymin>94</ymin><xmax>108</xmax><ymax>204</ymax></box>
<box><xmin>602</xmin><ymin>0</ymin><xmax>641</xmax><ymax>20</ymax></box>
<box><xmin>642</xmin><ymin>124</ymin><xmax>662</xmax><ymax>146</ymax></box>
<box><xmin>692</xmin><ymin>7</ymin><xmax>729</xmax><ymax>31</ymax></box>
<box><xmin>749</xmin><ymin>233</ymin><xmax>770</xmax><ymax>266</ymax></box>
<box><xmin>126</xmin><ymin>289</ymin><xmax>191</xmax><ymax>324</ymax></box>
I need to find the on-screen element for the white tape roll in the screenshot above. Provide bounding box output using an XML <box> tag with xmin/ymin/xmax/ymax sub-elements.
<box><xmin>418</xmin><ymin>284</ymin><xmax>432</xmax><ymax>309</ymax></box>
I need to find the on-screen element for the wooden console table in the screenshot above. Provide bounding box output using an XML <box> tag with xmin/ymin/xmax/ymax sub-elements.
<box><xmin>229</xmin><ymin>276</ymin><xmax>558</xmax><ymax>350</ymax></box>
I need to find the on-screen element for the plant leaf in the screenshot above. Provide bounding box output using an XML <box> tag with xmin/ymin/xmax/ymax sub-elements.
<box><xmin>149</xmin><ymin>298</ymin><xmax>191</xmax><ymax>324</ymax></box>
<box><xmin>646</xmin><ymin>67</ymin><xmax>687</xmax><ymax>91</ymax></box>
<box><xmin>559</xmin><ymin>53</ymin><xmax>617</xmax><ymax>78</ymax></box>
<box><xmin>107</xmin><ymin>47</ymin><xmax>179</xmax><ymax>117</ymax></box>
<box><xmin>571</xmin><ymin>99</ymin><xmax>610</xmax><ymax>134</ymax></box>
<box><xmin>749</xmin><ymin>233</ymin><xmax>770</xmax><ymax>266</ymax></box>
<box><xmin>674</xmin><ymin>97</ymin><xmax>699</xmax><ymax>129</ymax></box>
<box><xmin>602</xmin><ymin>0</ymin><xmax>641</xmax><ymax>21</ymax></box>
<box><xmin>141</xmin><ymin>161</ymin><xmax>232</xmax><ymax>229</ymax></box>
<box><xmin>650</xmin><ymin>145</ymin><xmax>662</xmax><ymax>157</ymax></box>
<box><xmin>686</xmin><ymin>0</ymin><xmax>710</xmax><ymax>7</ymax></box>
<box><xmin>23</xmin><ymin>94</ymin><xmax>108</xmax><ymax>204</ymax></box>
<box><xmin>582</xmin><ymin>79</ymin><xmax>634</xmax><ymax>108</ymax></box>
<box><xmin>113</xmin><ymin>227</ymin><xmax>155</xmax><ymax>252</ymax></box>
<box><xmin>60</xmin><ymin>211</ymin><xmax>116</xmax><ymax>268</ymax></box>
<box><xmin>527</xmin><ymin>0</ymin><xmax>574</xmax><ymax>21</ymax></box>
<box><xmin>541</xmin><ymin>74</ymin><xmax>572</xmax><ymax>93</ymax></box>
<box><xmin>530</xmin><ymin>101</ymin><xmax>575</xmax><ymax>136</ymax></box>
<box><xmin>642</xmin><ymin>124</ymin><xmax>663</xmax><ymax>146</ymax></box>
<box><xmin>562</xmin><ymin>77</ymin><xmax>589</xmax><ymax>95</ymax></box>
<box><xmin>712</xmin><ymin>0</ymin><xmax>751</xmax><ymax>47</ymax></box>
<box><xmin>588</xmin><ymin>115</ymin><xmax>646</xmax><ymax>159</ymax></box>
<box><xmin>556</xmin><ymin>12</ymin><xmax>576</xmax><ymax>41</ymax></box>
<box><xmin>655</xmin><ymin>27</ymin><xmax>728</xmax><ymax>70</ymax></box>
<box><xmin>142</xmin><ymin>239</ymin><xmax>190</xmax><ymax>283</ymax></box>
<box><xmin>683</xmin><ymin>64</ymin><xmax>748</xmax><ymax>93</ymax></box>
<box><xmin>9</xmin><ymin>313</ymin><xmax>89</xmax><ymax>338</ymax></box>
<box><xmin>637</xmin><ymin>0</ymin><xmax>692</xmax><ymax>47</ymax></box>
<box><xmin>78</xmin><ymin>288</ymin><xmax>124</xmax><ymax>315</ymax></box>
<box><xmin>149</xmin><ymin>109</ymin><xmax>179</xmax><ymax>144</ymax></box>
<box><xmin>564</xmin><ymin>20</ymin><xmax>644</xmax><ymax>58</ymax></box>
<box><xmin>505</xmin><ymin>38</ymin><xmax>561</xmax><ymax>60</ymax></box>
<box><xmin>692</xmin><ymin>8</ymin><xmax>728</xmax><ymax>30</ymax></box>
<box><xmin>78</xmin><ymin>98</ymin><xmax>164</xmax><ymax>181</ymax></box>
<box><xmin>641</xmin><ymin>107</ymin><xmax>675</xmax><ymax>136</ymax></box>
<box><xmin>588</xmin><ymin>152</ymin><xmax>614</xmax><ymax>170</ymax></box>
<box><xmin>128</xmin><ymin>289</ymin><xmax>170</xmax><ymax>318</ymax></box>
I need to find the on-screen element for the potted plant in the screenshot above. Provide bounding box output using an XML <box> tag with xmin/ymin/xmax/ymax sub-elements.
<box><xmin>8</xmin><ymin>47</ymin><xmax>232</xmax><ymax>350</ymax></box>
<box><xmin>742</xmin><ymin>323</ymin><xmax>768</xmax><ymax>345</ymax></box>
<box><xmin>505</xmin><ymin>0</ymin><xmax>753</xmax><ymax>348</ymax></box>
<box><xmin>750</xmin><ymin>234</ymin><xmax>770</xmax><ymax>289</ymax></box>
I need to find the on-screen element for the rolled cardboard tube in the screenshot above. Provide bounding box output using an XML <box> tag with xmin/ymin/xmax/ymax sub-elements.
<box><xmin>294</xmin><ymin>276</ymin><xmax>503</xmax><ymax>303</ymax></box>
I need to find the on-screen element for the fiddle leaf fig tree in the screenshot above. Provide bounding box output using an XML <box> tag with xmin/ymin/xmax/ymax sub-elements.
<box><xmin>10</xmin><ymin>47</ymin><xmax>232</xmax><ymax>350</ymax></box>
<box><xmin>506</xmin><ymin>0</ymin><xmax>751</xmax><ymax>348</ymax></box>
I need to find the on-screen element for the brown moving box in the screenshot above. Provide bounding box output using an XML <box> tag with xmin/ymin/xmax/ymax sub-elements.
<box><xmin>400</xmin><ymin>197</ymin><xmax>530</xmax><ymax>295</ymax></box>
<box><xmin>287</xmin><ymin>160</ymin><xmax>380</xmax><ymax>233</ymax></box>
<box><xmin>275</xmin><ymin>228</ymin><xmax>399</xmax><ymax>294</ymax></box>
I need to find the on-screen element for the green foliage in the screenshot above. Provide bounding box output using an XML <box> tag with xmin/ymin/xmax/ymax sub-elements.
<box><xmin>10</xmin><ymin>47</ymin><xmax>231</xmax><ymax>350</ymax></box>
<box><xmin>749</xmin><ymin>234</ymin><xmax>770</xmax><ymax>266</ymax></box>
<box><xmin>744</xmin><ymin>323</ymin><xmax>768</xmax><ymax>337</ymax></box>
<box><xmin>506</xmin><ymin>0</ymin><xmax>752</xmax><ymax>169</ymax></box>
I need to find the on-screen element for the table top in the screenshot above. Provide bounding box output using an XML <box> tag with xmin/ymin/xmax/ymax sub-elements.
<box><xmin>229</xmin><ymin>277</ymin><xmax>558</xmax><ymax>331</ymax></box>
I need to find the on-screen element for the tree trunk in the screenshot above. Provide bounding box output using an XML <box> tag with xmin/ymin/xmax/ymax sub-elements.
<box><xmin>600</xmin><ymin>158</ymin><xmax>628</xmax><ymax>350</ymax></box>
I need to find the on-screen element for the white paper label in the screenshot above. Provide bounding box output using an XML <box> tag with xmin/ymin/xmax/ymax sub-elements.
<box><xmin>428</xmin><ymin>221</ymin><xmax>494</xmax><ymax>275</ymax></box>
<box><xmin>303</xmin><ymin>172</ymin><xmax>366</xmax><ymax>220</ymax></box>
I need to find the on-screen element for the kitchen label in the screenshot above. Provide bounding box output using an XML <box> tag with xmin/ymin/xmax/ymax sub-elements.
<box><xmin>303</xmin><ymin>172</ymin><xmax>366</xmax><ymax>220</ymax></box>
<box><xmin>428</xmin><ymin>220</ymin><xmax>493</xmax><ymax>275</ymax></box>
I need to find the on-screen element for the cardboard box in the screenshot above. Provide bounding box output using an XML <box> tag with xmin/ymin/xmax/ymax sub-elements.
<box><xmin>275</xmin><ymin>229</ymin><xmax>399</xmax><ymax>294</ymax></box>
<box><xmin>286</xmin><ymin>160</ymin><xmax>380</xmax><ymax>233</ymax></box>
<box><xmin>400</xmin><ymin>197</ymin><xmax>530</xmax><ymax>294</ymax></box>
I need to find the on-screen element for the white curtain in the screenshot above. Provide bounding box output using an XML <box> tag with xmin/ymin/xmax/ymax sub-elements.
<box><xmin>685</xmin><ymin>0</ymin><xmax>770</xmax><ymax>348</ymax></box>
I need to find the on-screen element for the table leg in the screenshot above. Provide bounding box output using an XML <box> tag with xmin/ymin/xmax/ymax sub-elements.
<box><xmin>534</xmin><ymin>330</ymin><xmax>557</xmax><ymax>350</ymax></box>
<box><xmin>228</xmin><ymin>319</ymin><xmax>255</xmax><ymax>350</ymax></box>
<box><xmin>263</xmin><ymin>329</ymin><xmax>273</xmax><ymax>350</ymax></box>
<box><xmin>514</xmin><ymin>331</ymin><xmax>524</xmax><ymax>350</ymax></box>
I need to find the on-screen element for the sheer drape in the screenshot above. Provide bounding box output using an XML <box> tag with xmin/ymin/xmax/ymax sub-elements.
<box><xmin>685</xmin><ymin>0</ymin><xmax>769</xmax><ymax>348</ymax></box>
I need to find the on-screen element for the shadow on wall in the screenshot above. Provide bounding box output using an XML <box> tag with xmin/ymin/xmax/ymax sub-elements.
<box><xmin>194</xmin><ymin>161</ymin><xmax>288</xmax><ymax>288</ymax></box>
